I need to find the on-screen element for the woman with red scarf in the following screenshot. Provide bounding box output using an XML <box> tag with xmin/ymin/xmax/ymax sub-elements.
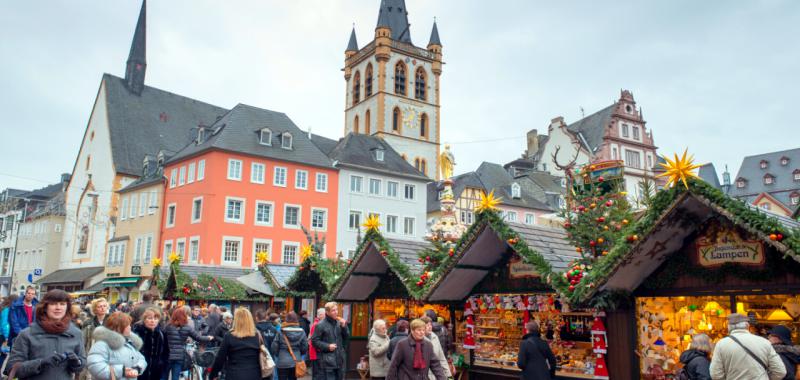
<box><xmin>5</xmin><ymin>289</ymin><xmax>86</xmax><ymax>380</ymax></box>
<box><xmin>386</xmin><ymin>319</ymin><xmax>446</xmax><ymax>380</ymax></box>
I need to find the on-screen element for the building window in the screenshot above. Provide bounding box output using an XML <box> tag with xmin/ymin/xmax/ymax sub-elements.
<box><xmin>369</xmin><ymin>178</ymin><xmax>382</xmax><ymax>195</ymax></box>
<box><xmin>311</xmin><ymin>208</ymin><xmax>327</xmax><ymax>230</ymax></box>
<box><xmin>525</xmin><ymin>213</ymin><xmax>535</xmax><ymax>225</ymax></box>
<box><xmin>365</xmin><ymin>64</ymin><xmax>373</xmax><ymax>97</ymax></box>
<box><xmin>647</xmin><ymin>154</ymin><xmax>654</xmax><ymax>169</ymax></box>
<box><xmin>121</xmin><ymin>197</ymin><xmax>129</xmax><ymax>220</ymax></box>
<box><xmin>394</xmin><ymin>62</ymin><xmax>406</xmax><ymax>95</ymax></box>
<box><xmin>387</xmin><ymin>181</ymin><xmax>399</xmax><ymax>198</ymax></box>
<box><xmin>511</xmin><ymin>183</ymin><xmax>521</xmax><ymax>199</ymax></box>
<box><xmin>166</xmin><ymin>204</ymin><xmax>176</xmax><ymax>227</ymax></box>
<box><xmin>632</xmin><ymin>126</ymin><xmax>640</xmax><ymax>141</ymax></box>
<box><xmin>460</xmin><ymin>210</ymin><xmax>473</xmax><ymax>225</ymax></box>
<box><xmin>506</xmin><ymin>211</ymin><xmax>518</xmax><ymax>222</ymax></box>
<box><xmin>282</xmin><ymin>242</ymin><xmax>299</xmax><ymax>265</ymax></box>
<box><xmin>148</xmin><ymin>191</ymin><xmax>157</xmax><ymax>214</ymax></box>
<box><xmin>403</xmin><ymin>217</ymin><xmax>415</xmax><ymax>236</ymax></box>
<box><xmin>296</xmin><ymin>170</ymin><xmax>308</xmax><ymax>189</ymax></box>
<box><xmin>176</xmin><ymin>239</ymin><xmax>186</xmax><ymax>261</ymax></box>
<box><xmin>760</xmin><ymin>160</ymin><xmax>768</xmax><ymax>169</ymax></box>
<box><xmin>386</xmin><ymin>215</ymin><xmax>398</xmax><ymax>233</ymax></box>
<box><xmin>404</xmin><ymin>184</ymin><xmax>416</xmax><ymax>200</ymax></box>
<box><xmin>365</xmin><ymin>109</ymin><xmax>371</xmax><ymax>134</ymax></box>
<box><xmin>189</xmin><ymin>237</ymin><xmax>200</xmax><ymax>263</ymax></box>
<box><xmin>255</xmin><ymin>201</ymin><xmax>273</xmax><ymax>226</ymax></box>
<box><xmin>107</xmin><ymin>243</ymin><xmax>125</xmax><ymax>267</ymax></box>
<box><xmin>354</xmin><ymin>115</ymin><xmax>360</xmax><ymax>134</ymax></box>
<box><xmin>625</xmin><ymin>150</ymin><xmax>642</xmax><ymax>169</ymax></box>
<box><xmin>392</xmin><ymin>107</ymin><xmax>401</xmax><ymax>132</ymax></box>
<box><xmin>197</xmin><ymin>159</ymin><xmax>205</xmax><ymax>180</ymax></box>
<box><xmin>274</xmin><ymin>167</ymin><xmax>287</xmax><ymax>186</ymax></box>
<box><xmin>794</xmin><ymin>171</ymin><xmax>800</xmax><ymax>181</ymax></box>
<box><xmin>169</xmin><ymin>169</ymin><xmax>177</xmax><ymax>188</ymax></box>
<box><xmin>251</xmin><ymin>163</ymin><xmax>265</xmax><ymax>184</ymax></box>
<box><xmin>781</xmin><ymin>157</ymin><xmax>790</xmax><ymax>166</ymax></box>
<box><xmin>281</xmin><ymin>133</ymin><xmax>293</xmax><ymax>149</ymax></box>
<box><xmin>179</xmin><ymin>166</ymin><xmax>186</xmax><ymax>185</ymax></box>
<box><xmin>375</xmin><ymin>149</ymin><xmax>384</xmax><ymax>162</ymax></box>
<box><xmin>352</xmin><ymin>71</ymin><xmax>361</xmax><ymax>105</ymax></box>
<box><xmin>144</xmin><ymin>235</ymin><xmax>152</xmax><ymax>264</ymax></box>
<box><xmin>764</xmin><ymin>175</ymin><xmax>774</xmax><ymax>185</ymax></box>
<box><xmin>133</xmin><ymin>237</ymin><xmax>142</xmax><ymax>265</ymax></box>
<box><xmin>260</xmin><ymin>128</ymin><xmax>272</xmax><ymax>145</ymax></box>
<box><xmin>138</xmin><ymin>193</ymin><xmax>147</xmax><ymax>216</ymax></box>
<box><xmin>760</xmin><ymin>203</ymin><xmax>770</xmax><ymax>210</ymax></box>
<box><xmin>192</xmin><ymin>197</ymin><xmax>203</xmax><ymax>223</ymax></box>
<box><xmin>612</xmin><ymin>147</ymin><xmax>618</xmax><ymax>160</ymax></box>
<box><xmin>420</xmin><ymin>114</ymin><xmax>428</xmax><ymax>138</ymax></box>
<box><xmin>421</xmin><ymin>159</ymin><xmax>427</xmax><ymax>176</ymax></box>
<box><xmin>225</xmin><ymin>198</ymin><xmax>244</xmax><ymax>223</ymax></box>
<box><xmin>253</xmin><ymin>239</ymin><xmax>271</xmax><ymax>267</ymax></box>
<box><xmin>227</xmin><ymin>159</ymin><xmax>242</xmax><ymax>180</ymax></box>
<box><xmin>284</xmin><ymin>205</ymin><xmax>301</xmax><ymax>228</ymax></box>
<box><xmin>188</xmin><ymin>162</ymin><xmax>196</xmax><ymax>183</ymax></box>
<box><xmin>316</xmin><ymin>173</ymin><xmax>328</xmax><ymax>192</ymax></box>
<box><xmin>348</xmin><ymin>211</ymin><xmax>362</xmax><ymax>231</ymax></box>
<box><xmin>350</xmin><ymin>175</ymin><xmax>363</xmax><ymax>192</ymax></box>
<box><xmin>222</xmin><ymin>237</ymin><xmax>242</xmax><ymax>265</ymax></box>
<box><xmin>415</xmin><ymin>68</ymin><xmax>426</xmax><ymax>101</ymax></box>
<box><xmin>129</xmin><ymin>195</ymin><xmax>137</xmax><ymax>219</ymax></box>
<box><xmin>163</xmin><ymin>240</ymin><xmax>173</xmax><ymax>260</ymax></box>
<box><xmin>621</xmin><ymin>124</ymin><xmax>629</xmax><ymax>138</ymax></box>
<box><xmin>737</xmin><ymin>179</ymin><xmax>746</xmax><ymax>188</ymax></box>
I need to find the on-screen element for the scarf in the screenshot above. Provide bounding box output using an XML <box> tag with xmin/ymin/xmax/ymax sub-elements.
<box><xmin>412</xmin><ymin>338</ymin><xmax>425</xmax><ymax>369</ymax></box>
<box><xmin>39</xmin><ymin>315</ymin><xmax>71</xmax><ymax>334</ymax></box>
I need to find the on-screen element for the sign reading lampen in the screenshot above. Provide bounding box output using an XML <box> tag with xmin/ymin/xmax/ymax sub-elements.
<box><xmin>509</xmin><ymin>257</ymin><xmax>539</xmax><ymax>278</ymax></box>
<box><xmin>697</xmin><ymin>230</ymin><xmax>764</xmax><ymax>268</ymax></box>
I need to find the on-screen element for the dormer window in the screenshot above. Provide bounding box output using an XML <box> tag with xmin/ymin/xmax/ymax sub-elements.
<box><xmin>281</xmin><ymin>133</ymin><xmax>293</xmax><ymax>149</ymax></box>
<box><xmin>374</xmin><ymin>149</ymin><xmax>385</xmax><ymax>162</ymax></box>
<box><xmin>760</xmin><ymin>160</ymin><xmax>768</xmax><ymax>169</ymax></box>
<box><xmin>157</xmin><ymin>153</ymin><xmax>165</xmax><ymax>166</ymax></box>
<box><xmin>259</xmin><ymin>128</ymin><xmax>272</xmax><ymax>146</ymax></box>
<box><xmin>781</xmin><ymin>157</ymin><xmax>790</xmax><ymax>166</ymax></box>
<box><xmin>764</xmin><ymin>174</ymin><xmax>775</xmax><ymax>185</ymax></box>
<box><xmin>736</xmin><ymin>178</ymin><xmax>747</xmax><ymax>188</ymax></box>
<box><xmin>794</xmin><ymin>170</ymin><xmax>800</xmax><ymax>181</ymax></box>
<box><xmin>791</xmin><ymin>192</ymin><xmax>800</xmax><ymax>205</ymax></box>
<box><xmin>197</xmin><ymin>127</ymin><xmax>206</xmax><ymax>144</ymax></box>
<box><xmin>142</xmin><ymin>160</ymin><xmax>149</xmax><ymax>175</ymax></box>
<box><xmin>511</xmin><ymin>183</ymin><xmax>521</xmax><ymax>199</ymax></box>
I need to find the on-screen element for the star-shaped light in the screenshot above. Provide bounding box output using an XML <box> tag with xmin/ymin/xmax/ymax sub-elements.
<box><xmin>256</xmin><ymin>251</ymin><xmax>270</xmax><ymax>266</ymax></box>
<box><xmin>362</xmin><ymin>214</ymin><xmax>382</xmax><ymax>232</ymax></box>
<box><xmin>152</xmin><ymin>257</ymin><xmax>162</xmax><ymax>267</ymax></box>
<box><xmin>168</xmin><ymin>251</ymin><xmax>180</xmax><ymax>264</ymax></box>
<box><xmin>657</xmin><ymin>149</ymin><xmax>702</xmax><ymax>189</ymax></box>
<box><xmin>300</xmin><ymin>245</ymin><xmax>314</xmax><ymax>261</ymax></box>
<box><xmin>475</xmin><ymin>190</ymin><xmax>502</xmax><ymax>212</ymax></box>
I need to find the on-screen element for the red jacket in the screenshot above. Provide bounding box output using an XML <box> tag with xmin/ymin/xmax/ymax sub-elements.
<box><xmin>308</xmin><ymin>319</ymin><xmax>319</xmax><ymax>360</ymax></box>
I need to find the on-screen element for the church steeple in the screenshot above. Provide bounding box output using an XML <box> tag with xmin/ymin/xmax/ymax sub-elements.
<box><xmin>125</xmin><ymin>0</ymin><xmax>147</xmax><ymax>95</ymax></box>
<box><xmin>375</xmin><ymin>0</ymin><xmax>412</xmax><ymax>44</ymax></box>
<box><xmin>346</xmin><ymin>26</ymin><xmax>359</xmax><ymax>53</ymax></box>
<box><xmin>428</xmin><ymin>19</ymin><xmax>441</xmax><ymax>47</ymax></box>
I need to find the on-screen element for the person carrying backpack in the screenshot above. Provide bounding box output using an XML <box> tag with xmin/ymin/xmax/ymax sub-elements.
<box><xmin>678</xmin><ymin>333</ymin><xmax>712</xmax><ymax>380</ymax></box>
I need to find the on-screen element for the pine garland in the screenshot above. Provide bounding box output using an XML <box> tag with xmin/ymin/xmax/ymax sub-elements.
<box><xmin>157</xmin><ymin>263</ymin><xmax>267</xmax><ymax>301</ymax></box>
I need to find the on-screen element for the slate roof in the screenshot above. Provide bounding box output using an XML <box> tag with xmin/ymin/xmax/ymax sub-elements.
<box><xmin>428</xmin><ymin>21</ymin><xmax>441</xmax><ymax>46</ymax></box>
<box><xmin>376</xmin><ymin>0</ymin><xmax>413</xmax><ymax>44</ymax></box>
<box><xmin>508</xmin><ymin>223</ymin><xmax>579</xmax><ymax>272</ymax></box>
<box><xmin>237</xmin><ymin>271</ymin><xmax>273</xmax><ymax>296</ymax></box>
<box><xmin>23</xmin><ymin>181</ymin><xmax>64</xmax><ymax>200</ymax></box>
<box><xmin>266</xmin><ymin>264</ymin><xmax>296</xmax><ymax>288</ymax></box>
<box><xmin>698</xmin><ymin>163</ymin><xmax>721</xmax><ymax>189</ymax></box>
<box><xmin>565</xmin><ymin>104</ymin><xmax>615</xmax><ymax>153</ymax></box>
<box><xmin>729</xmin><ymin>148</ymin><xmax>800</xmax><ymax>212</ymax></box>
<box><xmin>168</xmin><ymin>103</ymin><xmax>333</xmax><ymax>169</ymax></box>
<box><xmin>103</xmin><ymin>73</ymin><xmax>227</xmax><ymax>176</ymax></box>
<box><xmin>37</xmin><ymin>267</ymin><xmax>104</xmax><ymax>285</ymax></box>
<box><xmin>346</xmin><ymin>27</ymin><xmax>358</xmax><ymax>51</ymax></box>
<box><xmin>386</xmin><ymin>238</ymin><xmax>431</xmax><ymax>273</ymax></box>
<box><xmin>320</xmin><ymin>133</ymin><xmax>428</xmax><ymax>181</ymax></box>
<box><xmin>161</xmin><ymin>265</ymin><xmax>251</xmax><ymax>281</ymax></box>
<box><xmin>309</xmin><ymin>134</ymin><xmax>339</xmax><ymax>156</ymax></box>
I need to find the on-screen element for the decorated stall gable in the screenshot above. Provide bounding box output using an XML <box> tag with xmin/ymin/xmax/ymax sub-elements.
<box><xmin>696</xmin><ymin>227</ymin><xmax>765</xmax><ymax>268</ymax></box>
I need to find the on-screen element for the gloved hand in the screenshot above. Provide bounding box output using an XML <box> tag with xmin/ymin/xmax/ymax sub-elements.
<box><xmin>42</xmin><ymin>352</ymin><xmax>66</xmax><ymax>368</ymax></box>
<box><xmin>65</xmin><ymin>352</ymin><xmax>82</xmax><ymax>368</ymax></box>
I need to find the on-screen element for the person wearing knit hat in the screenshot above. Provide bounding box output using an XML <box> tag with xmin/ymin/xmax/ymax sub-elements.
<box><xmin>710</xmin><ymin>313</ymin><xmax>787</xmax><ymax>379</ymax></box>
<box><xmin>768</xmin><ymin>325</ymin><xmax>800</xmax><ymax>380</ymax></box>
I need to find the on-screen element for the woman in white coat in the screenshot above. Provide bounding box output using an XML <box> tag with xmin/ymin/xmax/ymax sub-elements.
<box><xmin>368</xmin><ymin>319</ymin><xmax>390</xmax><ymax>379</ymax></box>
<box><xmin>87</xmin><ymin>311</ymin><xmax>147</xmax><ymax>379</ymax></box>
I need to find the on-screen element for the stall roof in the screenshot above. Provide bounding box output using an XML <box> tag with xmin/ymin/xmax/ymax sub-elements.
<box><xmin>385</xmin><ymin>238</ymin><xmax>432</xmax><ymax>274</ymax></box>
<box><xmin>574</xmin><ymin>179</ymin><xmax>800</xmax><ymax>305</ymax></box>
<box><xmin>37</xmin><ymin>267</ymin><xmax>104</xmax><ymax>285</ymax></box>
<box><xmin>266</xmin><ymin>264</ymin><xmax>295</xmax><ymax>289</ymax></box>
<box><xmin>424</xmin><ymin>217</ymin><xmax>578</xmax><ymax>302</ymax></box>
<box><xmin>237</xmin><ymin>271</ymin><xmax>273</xmax><ymax>296</ymax></box>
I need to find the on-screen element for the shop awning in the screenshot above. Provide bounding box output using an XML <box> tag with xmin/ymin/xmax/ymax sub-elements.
<box><xmin>69</xmin><ymin>290</ymin><xmax>99</xmax><ymax>297</ymax></box>
<box><xmin>236</xmin><ymin>271</ymin><xmax>273</xmax><ymax>296</ymax></box>
<box><xmin>37</xmin><ymin>267</ymin><xmax>105</xmax><ymax>285</ymax></box>
<box><xmin>101</xmin><ymin>277</ymin><xmax>140</xmax><ymax>287</ymax></box>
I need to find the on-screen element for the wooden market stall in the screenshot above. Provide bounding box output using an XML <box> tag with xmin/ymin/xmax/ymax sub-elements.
<box><xmin>159</xmin><ymin>262</ymin><xmax>274</xmax><ymax>311</ymax></box>
<box><xmin>572</xmin><ymin>179</ymin><xmax>800</xmax><ymax>378</ymax></box>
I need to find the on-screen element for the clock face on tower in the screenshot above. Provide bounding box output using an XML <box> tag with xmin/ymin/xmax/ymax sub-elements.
<box><xmin>402</xmin><ymin>106</ymin><xmax>419</xmax><ymax>130</ymax></box>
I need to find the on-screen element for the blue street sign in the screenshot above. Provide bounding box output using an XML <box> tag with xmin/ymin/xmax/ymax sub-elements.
<box><xmin>27</xmin><ymin>273</ymin><xmax>33</xmax><ymax>283</ymax></box>
<box><xmin>33</xmin><ymin>268</ymin><xmax>42</xmax><ymax>276</ymax></box>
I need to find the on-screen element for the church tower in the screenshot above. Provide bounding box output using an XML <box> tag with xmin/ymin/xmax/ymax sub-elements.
<box><xmin>343</xmin><ymin>0</ymin><xmax>443</xmax><ymax>179</ymax></box>
<box><xmin>125</xmin><ymin>0</ymin><xmax>147</xmax><ymax>95</ymax></box>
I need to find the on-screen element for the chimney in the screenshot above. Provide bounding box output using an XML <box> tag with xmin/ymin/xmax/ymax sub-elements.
<box><xmin>525</xmin><ymin>129</ymin><xmax>539</xmax><ymax>159</ymax></box>
<box><xmin>548</xmin><ymin>116</ymin><xmax>565</xmax><ymax>133</ymax></box>
<box><xmin>307</xmin><ymin>127</ymin><xmax>312</xmax><ymax>140</ymax></box>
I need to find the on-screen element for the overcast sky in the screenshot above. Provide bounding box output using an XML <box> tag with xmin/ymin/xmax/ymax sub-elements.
<box><xmin>1</xmin><ymin>1</ymin><xmax>798</xmax><ymax>191</ymax></box>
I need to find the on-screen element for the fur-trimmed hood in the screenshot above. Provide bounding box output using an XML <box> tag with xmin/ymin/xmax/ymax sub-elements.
<box><xmin>91</xmin><ymin>326</ymin><xmax>143</xmax><ymax>350</ymax></box>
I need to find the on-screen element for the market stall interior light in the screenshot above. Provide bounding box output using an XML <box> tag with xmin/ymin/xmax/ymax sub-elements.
<box><xmin>703</xmin><ymin>301</ymin><xmax>721</xmax><ymax>312</ymax></box>
<box><xmin>736</xmin><ymin>302</ymin><xmax>746</xmax><ymax>315</ymax></box>
<box><xmin>766</xmin><ymin>309</ymin><xmax>794</xmax><ymax>321</ymax></box>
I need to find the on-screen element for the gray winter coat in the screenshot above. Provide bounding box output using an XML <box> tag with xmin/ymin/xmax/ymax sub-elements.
<box><xmin>5</xmin><ymin>321</ymin><xmax>86</xmax><ymax>380</ymax></box>
<box><xmin>271</xmin><ymin>324</ymin><xmax>308</xmax><ymax>369</ymax></box>
<box><xmin>368</xmin><ymin>332</ymin><xmax>390</xmax><ymax>377</ymax></box>
<box><xmin>87</xmin><ymin>326</ymin><xmax>147</xmax><ymax>379</ymax></box>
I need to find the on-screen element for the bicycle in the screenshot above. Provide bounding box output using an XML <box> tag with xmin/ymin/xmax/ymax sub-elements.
<box><xmin>183</xmin><ymin>341</ymin><xmax>219</xmax><ymax>380</ymax></box>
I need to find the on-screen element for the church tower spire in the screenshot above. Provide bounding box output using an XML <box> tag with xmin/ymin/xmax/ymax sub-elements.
<box><xmin>376</xmin><ymin>0</ymin><xmax>412</xmax><ymax>43</ymax></box>
<box><xmin>125</xmin><ymin>0</ymin><xmax>147</xmax><ymax>95</ymax></box>
<box><xmin>346</xmin><ymin>26</ymin><xmax>359</xmax><ymax>55</ymax></box>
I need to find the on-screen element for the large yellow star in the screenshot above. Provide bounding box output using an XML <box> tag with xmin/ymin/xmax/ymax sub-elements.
<box><xmin>475</xmin><ymin>190</ymin><xmax>502</xmax><ymax>212</ymax></box>
<box><xmin>256</xmin><ymin>251</ymin><xmax>270</xmax><ymax>266</ymax></box>
<box><xmin>657</xmin><ymin>149</ymin><xmax>702</xmax><ymax>189</ymax></box>
<box><xmin>300</xmin><ymin>245</ymin><xmax>314</xmax><ymax>261</ymax></box>
<box><xmin>362</xmin><ymin>214</ymin><xmax>382</xmax><ymax>232</ymax></box>
<box><xmin>168</xmin><ymin>251</ymin><xmax>181</xmax><ymax>264</ymax></box>
<box><xmin>152</xmin><ymin>257</ymin><xmax>162</xmax><ymax>267</ymax></box>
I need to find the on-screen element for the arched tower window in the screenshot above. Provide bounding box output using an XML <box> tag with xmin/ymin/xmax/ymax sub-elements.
<box><xmin>420</xmin><ymin>159</ymin><xmax>427</xmax><ymax>176</ymax></box>
<box><xmin>365</xmin><ymin>110</ymin><xmax>371</xmax><ymax>135</ymax></box>
<box><xmin>392</xmin><ymin>107</ymin><xmax>401</xmax><ymax>132</ymax></box>
<box><xmin>352</xmin><ymin>71</ymin><xmax>361</xmax><ymax>106</ymax></box>
<box><xmin>354</xmin><ymin>115</ymin><xmax>360</xmax><ymax>134</ymax></box>
<box><xmin>365</xmin><ymin>64</ymin><xmax>373</xmax><ymax>97</ymax></box>
<box><xmin>415</xmin><ymin>68</ymin><xmax>426</xmax><ymax>101</ymax></box>
<box><xmin>394</xmin><ymin>62</ymin><xmax>406</xmax><ymax>95</ymax></box>
<box><xmin>420</xmin><ymin>113</ymin><xmax>428</xmax><ymax>139</ymax></box>
<box><xmin>414</xmin><ymin>158</ymin><xmax>421</xmax><ymax>171</ymax></box>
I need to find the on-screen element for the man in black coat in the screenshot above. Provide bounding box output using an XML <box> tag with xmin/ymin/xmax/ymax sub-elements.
<box><xmin>299</xmin><ymin>310</ymin><xmax>311</xmax><ymax>336</ymax></box>
<box><xmin>205</xmin><ymin>304</ymin><xmax>222</xmax><ymax>336</ymax></box>
<box><xmin>255</xmin><ymin>309</ymin><xmax>278</xmax><ymax>349</ymax></box>
<box><xmin>517</xmin><ymin>321</ymin><xmax>557</xmax><ymax>379</ymax></box>
<box><xmin>311</xmin><ymin>302</ymin><xmax>350</xmax><ymax>380</ymax></box>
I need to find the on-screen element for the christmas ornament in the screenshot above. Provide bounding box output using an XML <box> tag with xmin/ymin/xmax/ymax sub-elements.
<box><xmin>256</xmin><ymin>251</ymin><xmax>270</xmax><ymax>265</ymax></box>
<box><xmin>657</xmin><ymin>149</ymin><xmax>702</xmax><ymax>189</ymax></box>
<box><xmin>168</xmin><ymin>251</ymin><xmax>180</xmax><ymax>264</ymax></box>
<box><xmin>300</xmin><ymin>245</ymin><xmax>313</xmax><ymax>261</ymax></box>
<box><xmin>591</xmin><ymin>318</ymin><xmax>608</xmax><ymax>354</ymax></box>
<box><xmin>594</xmin><ymin>353</ymin><xmax>610</xmax><ymax>379</ymax></box>
<box><xmin>475</xmin><ymin>190</ymin><xmax>502</xmax><ymax>212</ymax></box>
<box><xmin>380</xmin><ymin>250</ymin><xmax>388</xmax><ymax>256</ymax></box>
<box><xmin>362</xmin><ymin>214</ymin><xmax>382</xmax><ymax>232</ymax></box>
<box><xmin>152</xmin><ymin>258</ymin><xmax>162</xmax><ymax>267</ymax></box>
<box><xmin>463</xmin><ymin>315</ymin><xmax>476</xmax><ymax>349</ymax></box>
<box><xmin>597</xmin><ymin>217</ymin><xmax>605</xmax><ymax>223</ymax></box>
<box><xmin>597</xmin><ymin>238</ymin><xmax>604</xmax><ymax>244</ymax></box>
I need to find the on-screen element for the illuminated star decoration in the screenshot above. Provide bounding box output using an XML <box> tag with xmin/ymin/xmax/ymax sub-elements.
<box><xmin>300</xmin><ymin>245</ymin><xmax>314</xmax><ymax>261</ymax></box>
<box><xmin>256</xmin><ymin>251</ymin><xmax>270</xmax><ymax>266</ymax></box>
<box><xmin>475</xmin><ymin>190</ymin><xmax>502</xmax><ymax>212</ymax></box>
<box><xmin>152</xmin><ymin>257</ymin><xmax>162</xmax><ymax>267</ymax></box>
<box><xmin>168</xmin><ymin>252</ymin><xmax>180</xmax><ymax>264</ymax></box>
<box><xmin>362</xmin><ymin>214</ymin><xmax>382</xmax><ymax>232</ymax></box>
<box><xmin>657</xmin><ymin>149</ymin><xmax>702</xmax><ymax>189</ymax></box>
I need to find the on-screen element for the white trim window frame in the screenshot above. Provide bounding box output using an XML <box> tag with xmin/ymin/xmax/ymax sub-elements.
<box><xmin>254</xmin><ymin>200</ymin><xmax>274</xmax><ymax>227</ymax></box>
<box><xmin>170</xmin><ymin>169</ymin><xmax>177</xmax><ymax>188</ymax></box>
<box><xmin>163</xmin><ymin>240</ymin><xmax>174</xmax><ymax>260</ymax></box>
<box><xmin>404</xmin><ymin>184</ymin><xmax>416</xmax><ymax>201</ymax></box>
<box><xmin>350</xmin><ymin>175</ymin><xmax>364</xmax><ymax>193</ymax></box>
<box><xmin>133</xmin><ymin>236</ymin><xmax>143</xmax><ymax>265</ymax></box>
<box><xmin>251</xmin><ymin>162</ymin><xmax>266</xmax><ymax>184</ymax></box>
<box><xmin>386</xmin><ymin>215</ymin><xmax>398</xmax><ymax>234</ymax></box>
<box><xmin>252</xmin><ymin>238</ymin><xmax>272</xmax><ymax>268</ymax></box>
<box><xmin>315</xmin><ymin>173</ymin><xmax>328</xmax><ymax>192</ymax></box>
<box><xmin>295</xmin><ymin>170</ymin><xmax>308</xmax><ymax>190</ymax></box>
<box><xmin>387</xmin><ymin>181</ymin><xmax>399</xmax><ymax>198</ymax></box>
<box><xmin>283</xmin><ymin>204</ymin><xmax>302</xmax><ymax>229</ymax></box>
<box><xmin>224</xmin><ymin>197</ymin><xmax>245</xmax><ymax>224</ymax></box>
<box><xmin>221</xmin><ymin>236</ymin><xmax>243</xmax><ymax>266</ymax></box>
<box><xmin>129</xmin><ymin>195</ymin><xmax>137</xmax><ymax>219</ymax></box>
<box><xmin>369</xmin><ymin>178</ymin><xmax>382</xmax><ymax>196</ymax></box>
<box><xmin>403</xmin><ymin>216</ymin><xmax>416</xmax><ymax>236</ymax></box>
<box><xmin>197</xmin><ymin>159</ymin><xmax>206</xmax><ymax>181</ymax></box>
<box><xmin>120</xmin><ymin>197</ymin><xmax>129</xmax><ymax>221</ymax></box>
<box><xmin>179</xmin><ymin>166</ymin><xmax>186</xmax><ymax>186</ymax></box>
<box><xmin>281</xmin><ymin>241</ymin><xmax>300</xmax><ymax>265</ymax></box>
<box><xmin>187</xmin><ymin>162</ymin><xmax>196</xmax><ymax>183</ymax></box>
<box><xmin>191</xmin><ymin>196</ymin><xmax>203</xmax><ymax>224</ymax></box>
<box><xmin>189</xmin><ymin>236</ymin><xmax>200</xmax><ymax>264</ymax></box>
<box><xmin>227</xmin><ymin>159</ymin><xmax>243</xmax><ymax>181</ymax></box>
<box><xmin>506</xmin><ymin>211</ymin><xmax>518</xmax><ymax>222</ymax></box>
<box><xmin>259</xmin><ymin>129</ymin><xmax>272</xmax><ymax>146</ymax></box>
<box><xmin>143</xmin><ymin>234</ymin><xmax>153</xmax><ymax>264</ymax></box>
<box><xmin>311</xmin><ymin>207</ymin><xmax>327</xmax><ymax>231</ymax></box>
<box><xmin>348</xmin><ymin>210</ymin><xmax>362</xmax><ymax>231</ymax></box>
<box><xmin>139</xmin><ymin>193</ymin><xmax>147</xmax><ymax>217</ymax></box>
<box><xmin>176</xmin><ymin>238</ymin><xmax>186</xmax><ymax>261</ymax></box>
<box><xmin>148</xmin><ymin>191</ymin><xmax>158</xmax><ymax>215</ymax></box>
<box><xmin>525</xmin><ymin>213</ymin><xmax>536</xmax><ymax>225</ymax></box>
<box><xmin>274</xmin><ymin>167</ymin><xmax>287</xmax><ymax>187</ymax></box>
<box><xmin>166</xmin><ymin>203</ymin><xmax>177</xmax><ymax>228</ymax></box>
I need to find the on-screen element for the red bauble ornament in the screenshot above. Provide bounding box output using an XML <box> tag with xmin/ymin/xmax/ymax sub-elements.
<box><xmin>605</xmin><ymin>200</ymin><xmax>613</xmax><ymax>207</ymax></box>
<box><xmin>777</xmin><ymin>233</ymin><xmax>784</xmax><ymax>241</ymax></box>
<box><xmin>598</xmin><ymin>176</ymin><xmax>605</xmax><ymax>182</ymax></box>
<box><xmin>568</xmin><ymin>285</ymin><xmax>575</xmax><ymax>291</ymax></box>
<box><xmin>578</xmin><ymin>205</ymin><xmax>586</xmax><ymax>212</ymax></box>
<box><xmin>597</xmin><ymin>217</ymin><xmax>606</xmax><ymax>223</ymax></box>
<box><xmin>564</xmin><ymin>222</ymin><xmax>572</xmax><ymax>228</ymax></box>
<box><xmin>589</xmin><ymin>241</ymin><xmax>597</xmax><ymax>247</ymax></box>
<box><xmin>380</xmin><ymin>250</ymin><xmax>388</xmax><ymax>256</ymax></box>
